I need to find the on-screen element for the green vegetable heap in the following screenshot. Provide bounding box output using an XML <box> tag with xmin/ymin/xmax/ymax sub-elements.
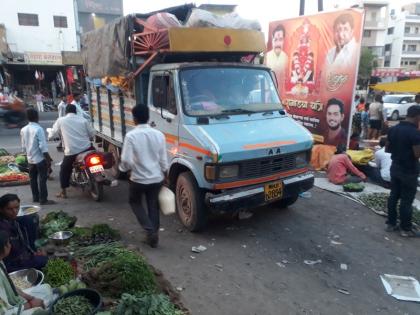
<box><xmin>82</xmin><ymin>248</ymin><xmax>156</xmax><ymax>297</ymax></box>
<box><xmin>43</xmin><ymin>258</ymin><xmax>74</xmax><ymax>288</ymax></box>
<box><xmin>53</xmin><ymin>295</ymin><xmax>93</xmax><ymax>315</ymax></box>
<box><xmin>58</xmin><ymin>279</ymin><xmax>87</xmax><ymax>295</ymax></box>
<box><xmin>73</xmin><ymin>224</ymin><xmax>121</xmax><ymax>246</ymax></box>
<box><xmin>115</xmin><ymin>293</ymin><xmax>184</xmax><ymax>315</ymax></box>
<box><xmin>41</xmin><ymin>211</ymin><xmax>77</xmax><ymax>237</ymax></box>
<box><xmin>343</xmin><ymin>183</ymin><xmax>365</xmax><ymax>192</ymax></box>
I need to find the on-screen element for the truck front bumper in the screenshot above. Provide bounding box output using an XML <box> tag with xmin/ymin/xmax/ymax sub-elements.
<box><xmin>205</xmin><ymin>172</ymin><xmax>314</xmax><ymax>212</ymax></box>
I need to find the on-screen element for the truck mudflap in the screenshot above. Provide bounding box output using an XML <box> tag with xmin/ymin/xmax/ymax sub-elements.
<box><xmin>205</xmin><ymin>172</ymin><xmax>314</xmax><ymax>212</ymax></box>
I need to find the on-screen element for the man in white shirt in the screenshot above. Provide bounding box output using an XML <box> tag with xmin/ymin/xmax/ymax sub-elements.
<box><xmin>265</xmin><ymin>24</ymin><xmax>288</xmax><ymax>85</ymax></box>
<box><xmin>119</xmin><ymin>105</ymin><xmax>168</xmax><ymax>248</ymax></box>
<box><xmin>368</xmin><ymin>137</ymin><xmax>391</xmax><ymax>188</ymax></box>
<box><xmin>50</xmin><ymin>104</ymin><xmax>95</xmax><ymax>198</ymax></box>
<box><xmin>71</xmin><ymin>92</ymin><xmax>90</xmax><ymax>120</ymax></box>
<box><xmin>34</xmin><ymin>91</ymin><xmax>44</xmax><ymax>113</ymax></box>
<box><xmin>325</xmin><ymin>13</ymin><xmax>358</xmax><ymax>69</ymax></box>
<box><xmin>20</xmin><ymin>109</ymin><xmax>54</xmax><ymax>204</ymax></box>
<box><xmin>56</xmin><ymin>95</ymin><xmax>67</xmax><ymax>151</ymax></box>
<box><xmin>57</xmin><ymin>95</ymin><xmax>67</xmax><ymax>118</ymax></box>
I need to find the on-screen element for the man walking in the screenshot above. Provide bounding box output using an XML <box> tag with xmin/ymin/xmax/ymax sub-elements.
<box><xmin>20</xmin><ymin>109</ymin><xmax>54</xmax><ymax>205</ymax></box>
<box><xmin>57</xmin><ymin>95</ymin><xmax>67</xmax><ymax>118</ymax></box>
<box><xmin>119</xmin><ymin>105</ymin><xmax>168</xmax><ymax>248</ymax></box>
<box><xmin>56</xmin><ymin>95</ymin><xmax>67</xmax><ymax>151</ymax></box>
<box><xmin>386</xmin><ymin>105</ymin><xmax>420</xmax><ymax>237</ymax></box>
<box><xmin>34</xmin><ymin>91</ymin><xmax>44</xmax><ymax>112</ymax></box>
<box><xmin>49</xmin><ymin>104</ymin><xmax>95</xmax><ymax>198</ymax></box>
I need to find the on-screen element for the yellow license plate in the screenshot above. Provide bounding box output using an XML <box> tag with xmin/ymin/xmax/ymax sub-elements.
<box><xmin>264</xmin><ymin>181</ymin><xmax>283</xmax><ymax>202</ymax></box>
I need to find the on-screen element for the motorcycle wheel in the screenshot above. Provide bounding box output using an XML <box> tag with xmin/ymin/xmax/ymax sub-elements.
<box><xmin>90</xmin><ymin>180</ymin><xmax>104</xmax><ymax>202</ymax></box>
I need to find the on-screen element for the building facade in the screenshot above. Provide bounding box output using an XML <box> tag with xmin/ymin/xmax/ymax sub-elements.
<box><xmin>75</xmin><ymin>0</ymin><xmax>123</xmax><ymax>49</ymax></box>
<box><xmin>0</xmin><ymin>0</ymin><xmax>123</xmax><ymax>103</ymax></box>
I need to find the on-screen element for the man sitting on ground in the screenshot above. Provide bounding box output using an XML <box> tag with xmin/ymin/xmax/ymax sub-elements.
<box><xmin>368</xmin><ymin>136</ymin><xmax>391</xmax><ymax>188</ymax></box>
<box><xmin>327</xmin><ymin>144</ymin><xmax>366</xmax><ymax>185</ymax></box>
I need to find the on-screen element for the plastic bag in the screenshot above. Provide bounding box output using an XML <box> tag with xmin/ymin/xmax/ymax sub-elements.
<box><xmin>159</xmin><ymin>186</ymin><xmax>176</xmax><ymax>215</ymax></box>
<box><xmin>185</xmin><ymin>9</ymin><xmax>261</xmax><ymax>30</ymax></box>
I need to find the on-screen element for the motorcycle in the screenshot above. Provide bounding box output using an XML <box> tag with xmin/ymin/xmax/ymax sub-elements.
<box><xmin>70</xmin><ymin>150</ymin><xmax>115</xmax><ymax>201</ymax></box>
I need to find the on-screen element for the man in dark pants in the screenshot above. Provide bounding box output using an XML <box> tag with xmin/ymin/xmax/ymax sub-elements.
<box><xmin>386</xmin><ymin>105</ymin><xmax>420</xmax><ymax>237</ymax></box>
<box><xmin>20</xmin><ymin>108</ymin><xmax>54</xmax><ymax>205</ymax></box>
<box><xmin>50</xmin><ymin>104</ymin><xmax>95</xmax><ymax>198</ymax></box>
<box><xmin>119</xmin><ymin>105</ymin><xmax>168</xmax><ymax>248</ymax></box>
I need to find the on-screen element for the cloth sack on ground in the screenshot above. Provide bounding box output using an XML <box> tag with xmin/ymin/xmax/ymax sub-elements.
<box><xmin>310</xmin><ymin>144</ymin><xmax>336</xmax><ymax>171</ymax></box>
<box><xmin>347</xmin><ymin>149</ymin><xmax>374</xmax><ymax>165</ymax></box>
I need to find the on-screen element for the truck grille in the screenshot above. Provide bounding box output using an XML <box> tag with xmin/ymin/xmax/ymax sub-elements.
<box><xmin>240</xmin><ymin>154</ymin><xmax>296</xmax><ymax>179</ymax></box>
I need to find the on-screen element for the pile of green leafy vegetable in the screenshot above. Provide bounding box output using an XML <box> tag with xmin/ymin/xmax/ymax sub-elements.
<box><xmin>343</xmin><ymin>183</ymin><xmax>365</xmax><ymax>192</ymax></box>
<box><xmin>43</xmin><ymin>258</ymin><xmax>75</xmax><ymax>288</ymax></box>
<box><xmin>359</xmin><ymin>193</ymin><xmax>420</xmax><ymax>225</ymax></box>
<box><xmin>73</xmin><ymin>224</ymin><xmax>120</xmax><ymax>246</ymax></box>
<box><xmin>41</xmin><ymin>211</ymin><xmax>77</xmax><ymax>237</ymax></box>
<box><xmin>82</xmin><ymin>250</ymin><xmax>156</xmax><ymax>297</ymax></box>
<box><xmin>114</xmin><ymin>293</ymin><xmax>184</xmax><ymax>315</ymax></box>
<box><xmin>53</xmin><ymin>295</ymin><xmax>93</xmax><ymax>315</ymax></box>
<box><xmin>75</xmin><ymin>242</ymin><xmax>127</xmax><ymax>271</ymax></box>
<box><xmin>359</xmin><ymin>193</ymin><xmax>388</xmax><ymax>211</ymax></box>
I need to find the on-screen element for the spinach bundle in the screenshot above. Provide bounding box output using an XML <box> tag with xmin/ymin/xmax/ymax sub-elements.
<box><xmin>115</xmin><ymin>293</ymin><xmax>184</xmax><ymax>315</ymax></box>
<box><xmin>82</xmin><ymin>251</ymin><xmax>156</xmax><ymax>297</ymax></box>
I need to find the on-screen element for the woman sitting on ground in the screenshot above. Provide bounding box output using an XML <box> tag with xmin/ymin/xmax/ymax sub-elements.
<box><xmin>0</xmin><ymin>230</ymin><xmax>45</xmax><ymax>314</ymax></box>
<box><xmin>327</xmin><ymin>144</ymin><xmax>366</xmax><ymax>185</ymax></box>
<box><xmin>0</xmin><ymin>194</ymin><xmax>48</xmax><ymax>272</ymax></box>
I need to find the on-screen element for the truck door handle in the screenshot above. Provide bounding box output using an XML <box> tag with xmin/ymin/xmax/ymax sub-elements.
<box><xmin>150</xmin><ymin>121</ymin><xmax>156</xmax><ymax>127</ymax></box>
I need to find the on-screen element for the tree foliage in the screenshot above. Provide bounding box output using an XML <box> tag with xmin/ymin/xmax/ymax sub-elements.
<box><xmin>358</xmin><ymin>48</ymin><xmax>376</xmax><ymax>84</ymax></box>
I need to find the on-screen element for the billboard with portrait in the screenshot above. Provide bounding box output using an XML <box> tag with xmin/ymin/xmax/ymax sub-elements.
<box><xmin>266</xmin><ymin>9</ymin><xmax>364</xmax><ymax>147</ymax></box>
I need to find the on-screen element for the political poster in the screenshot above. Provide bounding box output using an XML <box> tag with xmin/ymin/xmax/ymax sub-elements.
<box><xmin>266</xmin><ymin>9</ymin><xmax>364</xmax><ymax>146</ymax></box>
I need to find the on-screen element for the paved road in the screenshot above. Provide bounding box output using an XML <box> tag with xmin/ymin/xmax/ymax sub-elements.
<box><xmin>2</xmin><ymin>114</ymin><xmax>420</xmax><ymax>315</ymax></box>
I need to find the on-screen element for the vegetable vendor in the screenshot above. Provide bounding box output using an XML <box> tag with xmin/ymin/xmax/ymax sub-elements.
<box><xmin>327</xmin><ymin>144</ymin><xmax>367</xmax><ymax>185</ymax></box>
<box><xmin>0</xmin><ymin>194</ymin><xmax>48</xmax><ymax>272</ymax></box>
<box><xmin>0</xmin><ymin>230</ymin><xmax>45</xmax><ymax>314</ymax></box>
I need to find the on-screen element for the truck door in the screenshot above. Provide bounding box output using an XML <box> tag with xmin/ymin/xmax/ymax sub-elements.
<box><xmin>149</xmin><ymin>72</ymin><xmax>179</xmax><ymax>160</ymax></box>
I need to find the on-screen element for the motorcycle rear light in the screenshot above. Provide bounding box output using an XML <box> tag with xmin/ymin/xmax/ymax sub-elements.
<box><xmin>86</xmin><ymin>155</ymin><xmax>102</xmax><ymax>167</ymax></box>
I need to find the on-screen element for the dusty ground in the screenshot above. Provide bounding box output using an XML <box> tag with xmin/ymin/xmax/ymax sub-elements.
<box><xmin>1</xmin><ymin>113</ymin><xmax>419</xmax><ymax>315</ymax></box>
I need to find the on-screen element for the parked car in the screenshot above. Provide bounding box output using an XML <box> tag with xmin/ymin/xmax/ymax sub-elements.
<box><xmin>383</xmin><ymin>94</ymin><xmax>415</xmax><ymax>120</ymax></box>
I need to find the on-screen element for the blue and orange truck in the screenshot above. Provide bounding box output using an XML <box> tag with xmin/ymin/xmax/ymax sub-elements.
<box><xmin>82</xmin><ymin>6</ymin><xmax>314</xmax><ymax>230</ymax></box>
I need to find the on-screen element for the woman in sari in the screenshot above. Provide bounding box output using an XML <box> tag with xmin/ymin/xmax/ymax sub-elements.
<box><xmin>0</xmin><ymin>230</ymin><xmax>45</xmax><ymax>314</ymax></box>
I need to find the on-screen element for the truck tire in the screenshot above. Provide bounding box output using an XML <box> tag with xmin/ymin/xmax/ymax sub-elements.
<box><xmin>107</xmin><ymin>143</ymin><xmax>121</xmax><ymax>178</ymax></box>
<box><xmin>176</xmin><ymin>172</ymin><xmax>208</xmax><ymax>232</ymax></box>
<box><xmin>274</xmin><ymin>195</ymin><xmax>299</xmax><ymax>209</ymax></box>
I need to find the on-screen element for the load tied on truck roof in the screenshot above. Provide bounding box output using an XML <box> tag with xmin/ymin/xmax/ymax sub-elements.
<box><xmin>81</xmin><ymin>3</ymin><xmax>264</xmax><ymax>81</ymax></box>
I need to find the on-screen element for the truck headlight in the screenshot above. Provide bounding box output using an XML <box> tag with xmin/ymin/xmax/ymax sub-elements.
<box><xmin>295</xmin><ymin>151</ymin><xmax>309</xmax><ymax>168</ymax></box>
<box><xmin>219</xmin><ymin>165</ymin><xmax>239</xmax><ymax>178</ymax></box>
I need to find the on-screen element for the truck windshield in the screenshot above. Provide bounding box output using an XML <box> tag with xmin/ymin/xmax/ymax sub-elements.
<box><xmin>180</xmin><ymin>67</ymin><xmax>282</xmax><ymax>117</ymax></box>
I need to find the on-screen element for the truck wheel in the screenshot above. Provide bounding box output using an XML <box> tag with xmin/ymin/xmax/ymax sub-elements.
<box><xmin>90</xmin><ymin>181</ymin><xmax>104</xmax><ymax>202</ymax></box>
<box><xmin>107</xmin><ymin>143</ymin><xmax>120</xmax><ymax>178</ymax></box>
<box><xmin>275</xmin><ymin>195</ymin><xmax>298</xmax><ymax>209</ymax></box>
<box><xmin>176</xmin><ymin>172</ymin><xmax>208</xmax><ymax>232</ymax></box>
